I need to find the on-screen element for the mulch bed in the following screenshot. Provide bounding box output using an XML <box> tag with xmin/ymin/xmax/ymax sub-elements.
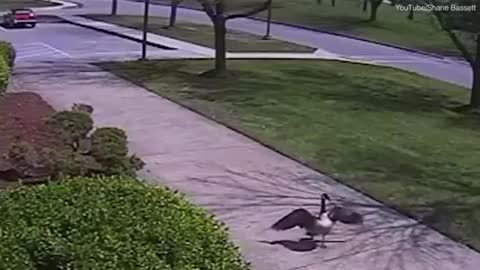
<box><xmin>0</xmin><ymin>92</ymin><xmax>59</xmax><ymax>187</ymax></box>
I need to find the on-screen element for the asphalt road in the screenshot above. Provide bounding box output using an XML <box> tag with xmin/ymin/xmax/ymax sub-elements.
<box><xmin>39</xmin><ymin>0</ymin><xmax>472</xmax><ymax>88</ymax></box>
<box><xmin>0</xmin><ymin>17</ymin><xmax>178</xmax><ymax>64</ymax></box>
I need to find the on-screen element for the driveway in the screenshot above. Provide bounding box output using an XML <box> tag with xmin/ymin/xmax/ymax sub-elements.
<box><xmin>0</xmin><ymin>16</ymin><xmax>197</xmax><ymax>64</ymax></box>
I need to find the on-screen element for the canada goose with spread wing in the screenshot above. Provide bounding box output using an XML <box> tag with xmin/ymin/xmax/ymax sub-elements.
<box><xmin>328</xmin><ymin>205</ymin><xmax>364</xmax><ymax>225</ymax></box>
<box><xmin>270</xmin><ymin>193</ymin><xmax>363</xmax><ymax>248</ymax></box>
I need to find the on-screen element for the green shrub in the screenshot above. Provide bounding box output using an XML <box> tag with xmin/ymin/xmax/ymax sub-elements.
<box><xmin>43</xmin><ymin>148</ymin><xmax>103</xmax><ymax>178</ymax></box>
<box><xmin>0</xmin><ymin>176</ymin><xmax>250</xmax><ymax>270</ymax></box>
<box><xmin>7</xmin><ymin>141</ymin><xmax>53</xmax><ymax>178</ymax></box>
<box><xmin>90</xmin><ymin>127</ymin><xmax>128</xmax><ymax>158</ymax></box>
<box><xmin>6</xmin><ymin>142</ymin><xmax>102</xmax><ymax>179</ymax></box>
<box><xmin>7</xmin><ymin>106</ymin><xmax>144</xmax><ymax>181</ymax></box>
<box><xmin>0</xmin><ymin>41</ymin><xmax>16</xmax><ymax>68</ymax></box>
<box><xmin>46</xmin><ymin>110</ymin><xmax>94</xmax><ymax>148</ymax></box>
<box><xmin>0</xmin><ymin>57</ymin><xmax>8</xmax><ymax>94</ymax></box>
<box><xmin>90</xmin><ymin>127</ymin><xmax>143</xmax><ymax>176</ymax></box>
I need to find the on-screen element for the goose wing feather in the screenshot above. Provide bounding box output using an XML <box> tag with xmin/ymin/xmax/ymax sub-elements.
<box><xmin>271</xmin><ymin>208</ymin><xmax>316</xmax><ymax>231</ymax></box>
<box><xmin>328</xmin><ymin>206</ymin><xmax>363</xmax><ymax>225</ymax></box>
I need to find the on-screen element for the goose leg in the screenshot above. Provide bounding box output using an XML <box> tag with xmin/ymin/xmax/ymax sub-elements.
<box><xmin>320</xmin><ymin>235</ymin><xmax>327</xmax><ymax>248</ymax></box>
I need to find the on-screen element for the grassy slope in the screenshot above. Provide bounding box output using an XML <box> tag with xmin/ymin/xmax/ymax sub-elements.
<box><xmin>84</xmin><ymin>15</ymin><xmax>314</xmax><ymax>53</ymax></box>
<box><xmin>0</xmin><ymin>0</ymin><xmax>58</xmax><ymax>11</ymax></box>
<box><xmin>137</xmin><ymin>0</ymin><xmax>473</xmax><ymax>57</ymax></box>
<box><xmin>99</xmin><ymin>59</ymin><xmax>480</xmax><ymax>249</ymax></box>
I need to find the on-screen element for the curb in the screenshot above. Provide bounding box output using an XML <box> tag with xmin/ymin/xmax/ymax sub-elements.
<box><xmin>62</xmin><ymin>17</ymin><xmax>176</xmax><ymax>51</ymax></box>
<box><xmin>0</xmin><ymin>0</ymin><xmax>80</xmax><ymax>15</ymax></box>
<box><xmin>96</xmin><ymin>58</ymin><xmax>478</xmax><ymax>254</ymax></box>
<box><xmin>247</xmin><ymin>17</ymin><xmax>449</xmax><ymax>60</ymax></box>
<box><xmin>33</xmin><ymin>0</ymin><xmax>81</xmax><ymax>11</ymax></box>
<box><xmin>138</xmin><ymin>1</ymin><xmax>454</xmax><ymax>60</ymax></box>
<box><xmin>65</xmin><ymin>15</ymin><xmax>455</xmax><ymax>82</ymax></box>
<box><xmin>54</xmin><ymin>0</ymin><xmax>84</xmax><ymax>9</ymax></box>
<box><xmin>49</xmin><ymin>0</ymin><xmax>80</xmax><ymax>9</ymax></box>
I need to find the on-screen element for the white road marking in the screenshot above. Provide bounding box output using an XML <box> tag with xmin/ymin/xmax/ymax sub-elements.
<box><xmin>17</xmin><ymin>51</ymin><xmax>62</xmax><ymax>60</ymax></box>
<box><xmin>72</xmin><ymin>51</ymin><xmax>142</xmax><ymax>57</ymax></box>
<box><xmin>18</xmin><ymin>42</ymin><xmax>46</xmax><ymax>48</ymax></box>
<box><xmin>39</xmin><ymin>42</ymin><xmax>71</xmax><ymax>57</ymax></box>
<box><xmin>14</xmin><ymin>42</ymin><xmax>70</xmax><ymax>61</ymax></box>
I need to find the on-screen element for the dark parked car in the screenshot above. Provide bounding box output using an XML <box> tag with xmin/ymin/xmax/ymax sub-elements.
<box><xmin>3</xmin><ymin>9</ymin><xmax>37</xmax><ymax>28</ymax></box>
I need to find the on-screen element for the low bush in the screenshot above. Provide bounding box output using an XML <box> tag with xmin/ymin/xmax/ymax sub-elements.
<box><xmin>6</xmin><ymin>104</ymin><xmax>144</xmax><ymax>180</ymax></box>
<box><xmin>0</xmin><ymin>41</ymin><xmax>16</xmax><ymax>67</ymax></box>
<box><xmin>90</xmin><ymin>127</ymin><xmax>142</xmax><ymax>176</ymax></box>
<box><xmin>0</xmin><ymin>176</ymin><xmax>250</xmax><ymax>270</ymax></box>
<box><xmin>0</xmin><ymin>57</ymin><xmax>8</xmax><ymax>94</ymax></box>
<box><xmin>46</xmin><ymin>110</ymin><xmax>94</xmax><ymax>149</ymax></box>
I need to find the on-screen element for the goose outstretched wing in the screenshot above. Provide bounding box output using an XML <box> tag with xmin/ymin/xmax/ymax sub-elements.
<box><xmin>270</xmin><ymin>208</ymin><xmax>316</xmax><ymax>231</ymax></box>
<box><xmin>328</xmin><ymin>206</ymin><xmax>363</xmax><ymax>225</ymax></box>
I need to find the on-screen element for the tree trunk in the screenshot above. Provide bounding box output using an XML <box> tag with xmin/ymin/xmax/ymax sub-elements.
<box><xmin>111</xmin><ymin>0</ymin><xmax>118</xmax><ymax>16</ymax></box>
<box><xmin>407</xmin><ymin>9</ymin><xmax>414</xmax><ymax>20</ymax></box>
<box><xmin>213</xmin><ymin>18</ymin><xmax>227</xmax><ymax>73</ymax></box>
<box><xmin>470</xmin><ymin>36</ymin><xmax>480</xmax><ymax>107</ymax></box>
<box><xmin>369</xmin><ymin>1</ymin><xmax>380</xmax><ymax>21</ymax></box>
<box><xmin>169</xmin><ymin>1</ymin><xmax>178</xmax><ymax>27</ymax></box>
<box><xmin>263</xmin><ymin>2</ymin><xmax>272</xmax><ymax>39</ymax></box>
<box><xmin>363</xmin><ymin>0</ymin><xmax>368</xmax><ymax>12</ymax></box>
<box><xmin>471</xmin><ymin>66</ymin><xmax>480</xmax><ymax>107</ymax></box>
<box><xmin>331</xmin><ymin>0</ymin><xmax>336</xmax><ymax>6</ymax></box>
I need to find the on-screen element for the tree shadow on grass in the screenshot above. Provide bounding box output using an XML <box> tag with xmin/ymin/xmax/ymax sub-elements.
<box><xmin>441</xmin><ymin>106</ymin><xmax>480</xmax><ymax>131</ymax></box>
<box><xmin>281</xmin><ymin>67</ymin><xmax>459</xmax><ymax>114</ymax></box>
<box><xmin>95</xmin><ymin>60</ymin><xmax>469</xmax><ymax>116</ymax></box>
<box><xmin>148</xmin><ymin>61</ymin><xmax>463</xmax><ymax>115</ymax></box>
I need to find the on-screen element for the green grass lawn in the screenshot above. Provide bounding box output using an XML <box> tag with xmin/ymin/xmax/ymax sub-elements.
<box><xmin>131</xmin><ymin>0</ymin><xmax>474</xmax><ymax>57</ymax></box>
<box><xmin>84</xmin><ymin>15</ymin><xmax>314</xmax><ymax>53</ymax></box>
<box><xmin>0</xmin><ymin>0</ymin><xmax>58</xmax><ymax>11</ymax></box>
<box><xmin>99</xmin><ymin>59</ymin><xmax>480</xmax><ymax>250</ymax></box>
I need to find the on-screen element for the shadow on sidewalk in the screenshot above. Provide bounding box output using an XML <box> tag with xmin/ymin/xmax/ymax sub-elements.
<box><xmin>178</xmin><ymin>165</ymin><xmax>475</xmax><ymax>270</ymax></box>
<box><xmin>259</xmin><ymin>238</ymin><xmax>347</xmax><ymax>252</ymax></box>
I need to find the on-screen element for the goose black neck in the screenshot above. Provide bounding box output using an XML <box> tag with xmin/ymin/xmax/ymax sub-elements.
<box><xmin>319</xmin><ymin>197</ymin><xmax>327</xmax><ymax>216</ymax></box>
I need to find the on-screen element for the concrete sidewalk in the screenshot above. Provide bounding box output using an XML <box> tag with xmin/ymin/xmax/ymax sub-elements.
<box><xmin>10</xmin><ymin>59</ymin><xmax>480</xmax><ymax>270</ymax></box>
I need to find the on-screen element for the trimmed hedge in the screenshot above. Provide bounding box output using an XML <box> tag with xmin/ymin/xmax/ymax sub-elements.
<box><xmin>0</xmin><ymin>56</ymin><xmax>8</xmax><ymax>94</ymax></box>
<box><xmin>0</xmin><ymin>41</ymin><xmax>15</xmax><ymax>93</ymax></box>
<box><xmin>0</xmin><ymin>41</ymin><xmax>16</xmax><ymax>68</ymax></box>
<box><xmin>7</xmin><ymin>104</ymin><xmax>144</xmax><ymax>179</ymax></box>
<box><xmin>46</xmin><ymin>110</ymin><xmax>94</xmax><ymax>147</ymax></box>
<box><xmin>0</xmin><ymin>176</ymin><xmax>250</xmax><ymax>270</ymax></box>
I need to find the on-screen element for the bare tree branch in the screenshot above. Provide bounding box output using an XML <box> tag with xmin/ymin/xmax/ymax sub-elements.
<box><xmin>430</xmin><ymin>8</ymin><xmax>476</xmax><ymax>67</ymax></box>
<box><xmin>197</xmin><ymin>0</ymin><xmax>216</xmax><ymax>20</ymax></box>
